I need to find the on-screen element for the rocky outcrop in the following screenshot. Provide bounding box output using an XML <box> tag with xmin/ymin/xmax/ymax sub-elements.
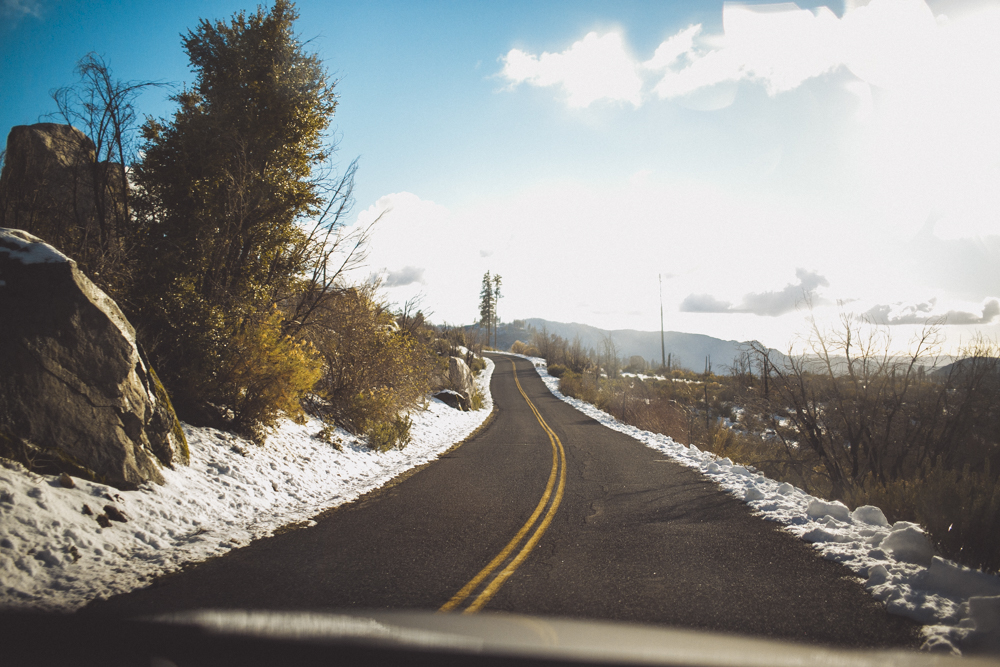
<box><xmin>431</xmin><ymin>357</ymin><xmax>477</xmax><ymax>411</ymax></box>
<box><xmin>0</xmin><ymin>229</ymin><xmax>187</xmax><ymax>490</ymax></box>
<box><xmin>432</xmin><ymin>389</ymin><xmax>468</xmax><ymax>411</ymax></box>
<box><xmin>2</xmin><ymin>125</ymin><xmax>92</xmax><ymax>237</ymax></box>
<box><xmin>0</xmin><ymin>124</ymin><xmax>126</xmax><ymax>272</ymax></box>
<box><xmin>449</xmin><ymin>356</ymin><xmax>475</xmax><ymax>398</ymax></box>
<box><xmin>438</xmin><ymin>356</ymin><xmax>475</xmax><ymax>410</ymax></box>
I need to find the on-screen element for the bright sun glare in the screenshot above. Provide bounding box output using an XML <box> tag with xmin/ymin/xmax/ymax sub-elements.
<box><xmin>354</xmin><ymin>0</ymin><xmax>1000</xmax><ymax>354</ymax></box>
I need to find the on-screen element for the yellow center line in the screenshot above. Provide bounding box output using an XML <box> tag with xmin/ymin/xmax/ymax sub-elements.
<box><xmin>440</xmin><ymin>360</ymin><xmax>567</xmax><ymax>613</ymax></box>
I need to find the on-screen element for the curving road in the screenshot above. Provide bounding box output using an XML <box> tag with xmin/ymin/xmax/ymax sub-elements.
<box><xmin>86</xmin><ymin>354</ymin><xmax>920</xmax><ymax>649</ymax></box>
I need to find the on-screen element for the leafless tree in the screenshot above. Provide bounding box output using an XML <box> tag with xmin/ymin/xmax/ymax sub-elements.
<box><xmin>47</xmin><ymin>53</ymin><xmax>164</xmax><ymax>284</ymax></box>
<box><xmin>568</xmin><ymin>335</ymin><xmax>589</xmax><ymax>373</ymax></box>
<box><xmin>746</xmin><ymin>314</ymin><xmax>999</xmax><ymax>497</ymax></box>
<box><xmin>279</xmin><ymin>158</ymin><xmax>382</xmax><ymax>338</ymax></box>
<box><xmin>601</xmin><ymin>334</ymin><xmax>620</xmax><ymax>379</ymax></box>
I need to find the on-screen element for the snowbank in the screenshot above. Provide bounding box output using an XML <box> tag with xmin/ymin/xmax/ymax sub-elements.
<box><xmin>0</xmin><ymin>359</ymin><xmax>495</xmax><ymax>611</ymax></box>
<box><xmin>516</xmin><ymin>353</ymin><xmax>1000</xmax><ymax>655</ymax></box>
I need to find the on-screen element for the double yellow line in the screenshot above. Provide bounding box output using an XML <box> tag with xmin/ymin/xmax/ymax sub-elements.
<box><xmin>439</xmin><ymin>360</ymin><xmax>567</xmax><ymax>613</ymax></box>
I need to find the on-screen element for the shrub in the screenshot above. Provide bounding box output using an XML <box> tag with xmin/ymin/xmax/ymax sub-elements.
<box><xmin>559</xmin><ymin>371</ymin><xmax>598</xmax><ymax>405</ymax></box>
<box><xmin>469</xmin><ymin>387</ymin><xmax>485</xmax><ymax>411</ymax></box>
<box><xmin>364</xmin><ymin>413</ymin><xmax>412</xmax><ymax>452</ymax></box>
<box><xmin>846</xmin><ymin>461</ymin><xmax>1000</xmax><ymax>573</ymax></box>
<box><xmin>510</xmin><ymin>312</ymin><xmax>1000</xmax><ymax>573</ymax></box>
<box><xmin>715</xmin><ymin>321</ymin><xmax>999</xmax><ymax>573</ymax></box>
<box><xmin>306</xmin><ymin>284</ymin><xmax>434</xmax><ymax>443</ymax></box>
<box><xmin>510</xmin><ymin>340</ymin><xmax>540</xmax><ymax>357</ymax></box>
<box><xmin>701</xmin><ymin>421</ymin><xmax>825</xmax><ymax>495</ymax></box>
<box><xmin>315</xmin><ymin>420</ymin><xmax>343</xmax><ymax>451</ymax></box>
<box><xmin>207</xmin><ymin>308</ymin><xmax>323</xmax><ymax>444</ymax></box>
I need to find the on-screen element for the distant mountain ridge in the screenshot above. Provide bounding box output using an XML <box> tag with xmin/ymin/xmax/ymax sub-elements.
<box><xmin>491</xmin><ymin>318</ymin><xmax>786</xmax><ymax>374</ymax></box>
<box><xmin>481</xmin><ymin>319</ymin><xmax>978</xmax><ymax>377</ymax></box>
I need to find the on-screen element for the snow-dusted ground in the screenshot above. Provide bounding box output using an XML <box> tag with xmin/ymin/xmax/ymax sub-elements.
<box><xmin>518</xmin><ymin>353</ymin><xmax>1000</xmax><ymax>655</ymax></box>
<box><xmin>622</xmin><ymin>371</ymin><xmax>699</xmax><ymax>384</ymax></box>
<box><xmin>0</xmin><ymin>359</ymin><xmax>494</xmax><ymax>612</ymax></box>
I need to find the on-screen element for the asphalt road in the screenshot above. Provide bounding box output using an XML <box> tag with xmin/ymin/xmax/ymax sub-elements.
<box><xmin>86</xmin><ymin>354</ymin><xmax>920</xmax><ymax>649</ymax></box>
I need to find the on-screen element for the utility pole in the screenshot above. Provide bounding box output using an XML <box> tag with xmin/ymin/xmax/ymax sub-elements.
<box><xmin>659</xmin><ymin>274</ymin><xmax>666</xmax><ymax>370</ymax></box>
<box><xmin>492</xmin><ymin>273</ymin><xmax>503</xmax><ymax>350</ymax></box>
<box><xmin>704</xmin><ymin>384</ymin><xmax>710</xmax><ymax>431</ymax></box>
<box><xmin>762</xmin><ymin>351</ymin><xmax>769</xmax><ymax>398</ymax></box>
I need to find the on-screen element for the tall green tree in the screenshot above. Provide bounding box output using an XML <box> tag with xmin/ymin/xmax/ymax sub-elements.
<box><xmin>491</xmin><ymin>273</ymin><xmax>502</xmax><ymax>348</ymax></box>
<box><xmin>131</xmin><ymin>0</ymin><xmax>336</xmax><ymax>432</ymax></box>
<box><xmin>479</xmin><ymin>271</ymin><xmax>494</xmax><ymax>347</ymax></box>
<box><xmin>478</xmin><ymin>271</ymin><xmax>503</xmax><ymax>348</ymax></box>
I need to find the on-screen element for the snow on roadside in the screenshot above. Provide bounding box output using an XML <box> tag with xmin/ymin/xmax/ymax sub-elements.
<box><xmin>516</xmin><ymin>353</ymin><xmax>1000</xmax><ymax>655</ymax></box>
<box><xmin>0</xmin><ymin>359</ymin><xmax>494</xmax><ymax>612</ymax></box>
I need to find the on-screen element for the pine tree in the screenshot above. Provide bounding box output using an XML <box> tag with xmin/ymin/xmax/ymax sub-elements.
<box><xmin>491</xmin><ymin>273</ymin><xmax>502</xmax><ymax>348</ymax></box>
<box><xmin>477</xmin><ymin>271</ymin><xmax>504</xmax><ymax>348</ymax></box>
<box><xmin>479</xmin><ymin>271</ymin><xmax>494</xmax><ymax>346</ymax></box>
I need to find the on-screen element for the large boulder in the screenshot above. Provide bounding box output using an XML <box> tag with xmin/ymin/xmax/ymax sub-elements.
<box><xmin>1</xmin><ymin>124</ymin><xmax>93</xmax><ymax>235</ymax></box>
<box><xmin>0</xmin><ymin>229</ymin><xmax>187</xmax><ymax>490</ymax></box>
<box><xmin>449</xmin><ymin>356</ymin><xmax>476</xmax><ymax>405</ymax></box>
<box><xmin>432</xmin><ymin>356</ymin><xmax>477</xmax><ymax>411</ymax></box>
<box><xmin>0</xmin><ymin>124</ymin><xmax>125</xmax><ymax>270</ymax></box>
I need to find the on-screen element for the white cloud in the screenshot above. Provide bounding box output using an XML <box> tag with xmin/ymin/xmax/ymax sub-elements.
<box><xmin>863</xmin><ymin>299</ymin><xmax>1000</xmax><ymax>326</ymax></box>
<box><xmin>500</xmin><ymin>31</ymin><xmax>644</xmax><ymax>108</ymax></box>
<box><xmin>652</xmin><ymin>2</ymin><xmax>844</xmax><ymax>98</ymax></box>
<box><xmin>645</xmin><ymin>0</ymin><xmax>1000</xmax><ymax>212</ymax></box>
<box><xmin>383</xmin><ymin>265</ymin><xmax>425</xmax><ymax>287</ymax></box>
<box><xmin>370</xmin><ymin>0</ymin><xmax>1000</xmax><ymax>349</ymax></box>
<box><xmin>349</xmin><ymin>193</ymin><xmax>487</xmax><ymax>324</ymax></box>
<box><xmin>502</xmin><ymin>0</ymin><xmax>1000</xmax><ymax>134</ymax></box>
<box><xmin>680</xmin><ymin>269</ymin><xmax>830</xmax><ymax>317</ymax></box>
<box><xmin>647</xmin><ymin>0</ymin><xmax>954</xmax><ymax>100</ymax></box>
<box><xmin>2</xmin><ymin>0</ymin><xmax>42</xmax><ymax>19</ymax></box>
<box><xmin>852</xmin><ymin>3</ymin><xmax>1000</xmax><ymax>244</ymax></box>
<box><xmin>642</xmin><ymin>24</ymin><xmax>701</xmax><ymax>71</ymax></box>
<box><xmin>498</xmin><ymin>2</ymin><xmax>1000</xmax><ymax>311</ymax></box>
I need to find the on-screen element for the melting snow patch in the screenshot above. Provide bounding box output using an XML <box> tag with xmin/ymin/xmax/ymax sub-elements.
<box><xmin>881</xmin><ymin>523</ymin><xmax>935</xmax><ymax>566</ymax></box>
<box><xmin>508</xmin><ymin>352</ymin><xmax>1000</xmax><ymax>656</ymax></box>
<box><xmin>0</xmin><ymin>230</ymin><xmax>74</xmax><ymax>265</ymax></box>
<box><xmin>852</xmin><ymin>505</ymin><xmax>890</xmax><ymax>527</ymax></box>
<box><xmin>806</xmin><ymin>498</ymin><xmax>850</xmax><ymax>522</ymax></box>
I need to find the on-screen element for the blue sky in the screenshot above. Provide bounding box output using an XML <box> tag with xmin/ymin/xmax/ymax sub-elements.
<box><xmin>3</xmin><ymin>0</ymin><xmax>999</xmax><ymax>354</ymax></box>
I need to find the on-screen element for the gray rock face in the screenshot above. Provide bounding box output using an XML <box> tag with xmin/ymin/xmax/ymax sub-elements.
<box><xmin>1</xmin><ymin>125</ymin><xmax>96</xmax><ymax>235</ymax></box>
<box><xmin>0</xmin><ymin>124</ymin><xmax>126</xmax><ymax>276</ymax></box>
<box><xmin>0</xmin><ymin>229</ymin><xmax>188</xmax><ymax>490</ymax></box>
<box><xmin>448</xmin><ymin>356</ymin><xmax>475</xmax><ymax>408</ymax></box>
<box><xmin>432</xmin><ymin>389</ymin><xmax>468</xmax><ymax>411</ymax></box>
